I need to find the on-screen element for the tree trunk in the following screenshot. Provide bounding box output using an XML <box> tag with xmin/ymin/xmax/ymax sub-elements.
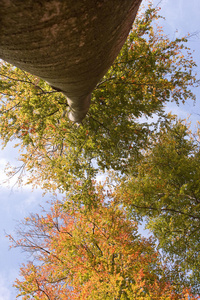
<box><xmin>0</xmin><ymin>0</ymin><xmax>142</xmax><ymax>122</ymax></box>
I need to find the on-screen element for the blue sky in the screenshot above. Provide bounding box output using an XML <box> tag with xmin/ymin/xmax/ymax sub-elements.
<box><xmin>0</xmin><ymin>0</ymin><xmax>200</xmax><ymax>298</ymax></box>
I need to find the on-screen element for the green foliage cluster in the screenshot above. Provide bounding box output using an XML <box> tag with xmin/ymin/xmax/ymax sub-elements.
<box><xmin>116</xmin><ymin>117</ymin><xmax>200</xmax><ymax>292</ymax></box>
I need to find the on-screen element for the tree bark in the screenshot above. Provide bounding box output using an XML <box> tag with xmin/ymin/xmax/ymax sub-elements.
<box><xmin>0</xmin><ymin>0</ymin><xmax>142</xmax><ymax>122</ymax></box>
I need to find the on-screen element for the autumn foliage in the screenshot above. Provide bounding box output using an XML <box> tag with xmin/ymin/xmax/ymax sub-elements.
<box><xmin>8</xmin><ymin>184</ymin><xmax>198</xmax><ymax>299</ymax></box>
<box><xmin>1</xmin><ymin>1</ymin><xmax>200</xmax><ymax>299</ymax></box>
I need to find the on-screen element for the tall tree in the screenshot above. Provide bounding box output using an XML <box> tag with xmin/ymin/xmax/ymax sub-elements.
<box><xmin>0</xmin><ymin>0</ymin><xmax>142</xmax><ymax>123</ymax></box>
<box><xmin>0</xmin><ymin>5</ymin><xmax>198</xmax><ymax>194</ymax></box>
<box><xmin>116</xmin><ymin>117</ymin><xmax>200</xmax><ymax>293</ymax></box>
<box><xmin>8</xmin><ymin>184</ymin><xmax>198</xmax><ymax>299</ymax></box>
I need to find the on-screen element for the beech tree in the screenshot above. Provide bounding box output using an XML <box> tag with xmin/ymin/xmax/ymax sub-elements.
<box><xmin>0</xmin><ymin>5</ymin><xmax>198</xmax><ymax>193</ymax></box>
<box><xmin>1</xmin><ymin>3</ymin><xmax>200</xmax><ymax>297</ymax></box>
<box><xmin>8</xmin><ymin>184</ymin><xmax>198</xmax><ymax>299</ymax></box>
<box><xmin>116</xmin><ymin>117</ymin><xmax>200</xmax><ymax>293</ymax></box>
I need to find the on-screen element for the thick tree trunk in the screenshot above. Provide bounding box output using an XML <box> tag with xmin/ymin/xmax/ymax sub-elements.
<box><xmin>0</xmin><ymin>0</ymin><xmax>142</xmax><ymax>122</ymax></box>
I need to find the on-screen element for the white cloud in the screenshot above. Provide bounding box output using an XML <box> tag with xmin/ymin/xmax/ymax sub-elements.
<box><xmin>0</xmin><ymin>274</ymin><xmax>11</xmax><ymax>300</ymax></box>
<box><xmin>0</xmin><ymin>158</ymin><xmax>8</xmax><ymax>166</ymax></box>
<box><xmin>0</xmin><ymin>268</ymin><xmax>21</xmax><ymax>300</ymax></box>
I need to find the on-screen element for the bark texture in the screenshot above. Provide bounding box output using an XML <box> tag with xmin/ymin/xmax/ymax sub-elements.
<box><xmin>0</xmin><ymin>0</ymin><xmax>142</xmax><ymax>122</ymax></box>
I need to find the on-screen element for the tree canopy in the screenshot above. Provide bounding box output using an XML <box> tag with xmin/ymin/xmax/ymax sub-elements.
<box><xmin>116</xmin><ymin>117</ymin><xmax>200</xmax><ymax>292</ymax></box>
<box><xmin>0</xmin><ymin>5</ymin><xmax>198</xmax><ymax>193</ymax></box>
<box><xmin>8</xmin><ymin>184</ymin><xmax>198</xmax><ymax>299</ymax></box>
<box><xmin>1</xmin><ymin>3</ymin><xmax>200</xmax><ymax>298</ymax></box>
